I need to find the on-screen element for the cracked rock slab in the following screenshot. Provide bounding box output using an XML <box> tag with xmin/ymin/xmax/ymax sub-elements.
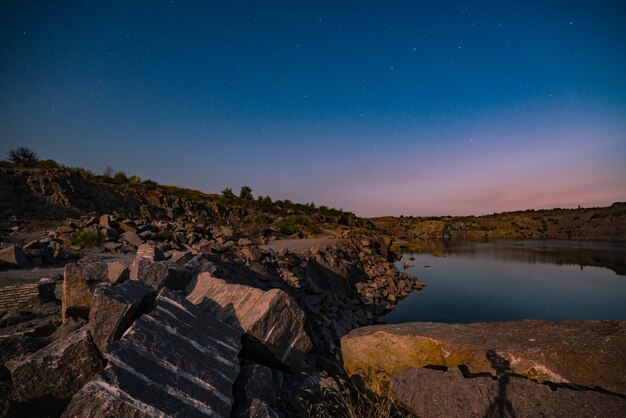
<box><xmin>341</xmin><ymin>320</ymin><xmax>626</xmax><ymax>396</ymax></box>
<box><xmin>391</xmin><ymin>367</ymin><xmax>626</xmax><ymax>418</ymax></box>
<box><xmin>64</xmin><ymin>288</ymin><xmax>242</xmax><ymax>418</ymax></box>
<box><xmin>187</xmin><ymin>273</ymin><xmax>313</xmax><ymax>372</ymax></box>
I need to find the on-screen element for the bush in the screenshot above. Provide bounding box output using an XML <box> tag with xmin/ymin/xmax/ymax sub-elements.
<box><xmin>75</xmin><ymin>167</ymin><xmax>97</xmax><ymax>181</ymax></box>
<box><xmin>128</xmin><ymin>175</ymin><xmax>141</xmax><ymax>184</ymax></box>
<box><xmin>239</xmin><ymin>186</ymin><xmax>253</xmax><ymax>200</ymax></box>
<box><xmin>72</xmin><ymin>229</ymin><xmax>104</xmax><ymax>248</ymax></box>
<box><xmin>103</xmin><ymin>165</ymin><xmax>113</xmax><ymax>178</ymax></box>
<box><xmin>113</xmin><ymin>171</ymin><xmax>128</xmax><ymax>184</ymax></box>
<box><xmin>7</xmin><ymin>147</ymin><xmax>39</xmax><ymax>167</ymax></box>
<box><xmin>306</xmin><ymin>379</ymin><xmax>411</xmax><ymax>418</ymax></box>
<box><xmin>36</xmin><ymin>159</ymin><xmax>61</xmax><ymax>169</ymax></box>
<box><xmin>142</xmin><ymin>179</ymin><xmax>158</xmax><ymax>190</ymax></box>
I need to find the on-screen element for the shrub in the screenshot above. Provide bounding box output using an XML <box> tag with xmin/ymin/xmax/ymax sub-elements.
<box><xmin>36</xmin><ymin>159</ymin><xmax>61</xmax><ymax>169</ymax></box>
<box><xmin>72</xmin><ymin>229</ymin><xmax>104</xmax><ymax>248</ymax></box>
<box><xmin>113</xmin><ymin>171</ymin><xmax>128</xmax><ymax>184</ymax></box>
<box><xmin>142</xmin><ymin>179</ymin><xmax>158</xmax><ymax>190</ymax></box>
<box><xmin>75</xmin><ymin>167</ymin><xmax>96</xmax><ymax>181</ymax></box>
<box><xmin>306</xmin><ymin>380</ymin><xmax>411</xmax><ymax>418</ymax></box>
<box><xmin>103</xmin><ymin>165</ymin><xmax>113</xmax><ymax>178</ymax></box>
<box><xmin>239</xmin><ymin>186</ymin><xmax>253</xmax><ymax>200</ymax></box>
<box><xmin>128</xmin><ymin>175</ymin><xmax>141</xmax><ymax>184</ymax></box>
<box><xmin>7</xmin><ymin>147</ymin><xmax>39</xmax><ymax>167</ymax></box>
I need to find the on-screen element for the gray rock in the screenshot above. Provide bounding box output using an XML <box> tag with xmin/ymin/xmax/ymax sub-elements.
<box><xmin>62</xmin><ymin>262</ymin><xmax>109</xmax><ymax>321</ymax></box>
<box><xmin>51</xmin><ymin>317</ymin><xmax>88</xmax><ymax>340</ymax></box>
<box><xmin>136</xmin><ymin>243</ymin><xmax>164</xmax><ymax>262</ymax></box>
<box><xmin>133</xmin><ymin>259</ymin><xmax>192</xmax><ymax>290</ymax></box>
<box><xmin>122</xmin><ymin>231</ymin><xmax>143</xmax><ymax>247</ymax></box>
<box><xmin>37</xmin><ymin>277</ymin><xmax>57</xmax><ymax>303</ymax></box>
<box><xmin>6</xmin><ymin>327</ymin><xmax>104</xmax><ymax>402</ymax></box>
<box><xmin>233</xmin><ymin>364</ymin><xmax>282</xmax><ymax>418</ymax></box>
<box><xmin>64</xmin><ymin>289</ymin><xmax>242</xmax><ymax>418</ymax></box>
<box><xmin>391</xmin><ymin>367</ymin><xmax>626</xmax><ymax>418</ymax></box>
<box><xmin>89</xmin><ymin>279</ymin><xmax>156</xmax><ymax>353</ymax></box>
<box><xmin>0</xmin><ymin>245</ymin><xmax>29</xmax><ymax>267</ymax></box>
<box><xmin>188</xmin><ymin>273</ymin><xmax>313</xmax><ymax>371</ymax></box>
<box><xmin>0</xmin><ymin>335</ymin><xmax>51</xmax><ymax>380</ymax></box>
<box><xmin>107</xmin><ymin>261</ymin><xmax>129</xmax><ymax>284</ymax></box>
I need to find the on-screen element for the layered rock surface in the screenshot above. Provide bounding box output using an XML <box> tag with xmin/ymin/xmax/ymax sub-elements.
<box><xmin>342</xmin><ymin>320</ymin><xmax>626</xmax><ymax>395</ymax></box>
<box><xmin>391</xmin><ymin>367</ymin><xmax>626</xmax><ymax>418</ymax></box>
<box><xmin>64</xmin><ymin>289</ymin><xmax>242</xmax><ymax>418</ymax></box>
<box><xmin>187</xmin><ymin>273</ymin><xmax>313</xmax><ymax>371</ymax></box>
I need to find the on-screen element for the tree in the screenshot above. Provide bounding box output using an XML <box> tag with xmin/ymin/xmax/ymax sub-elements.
<box><xmin>221</xmin><ymin>187</ymin><xmax>235</xmax><ymax>198</ymax></box>
<box><xmin>7</xmin><ymin>147</ymin><xmax>39</xmax><ymax>167</ymax></box>
<box><xmin>103</xmin><ymin>165</ymin><xmax>113</xmax><ymax>178</ymax></box>
<box><xmin>239</xmin><ymin>186</ymin><xmax>253</xmax><ymax>200</ymax></box>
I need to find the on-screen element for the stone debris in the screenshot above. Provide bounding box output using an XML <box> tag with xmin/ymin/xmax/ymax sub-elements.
<box><xmin>188</xmin><ymin>273</ymin><xmax>313</xmax><ymax>371</ymax></box>
<box><xmin>107</xmin><ymin>261</ymin><xmax>129</xmax><ymax>285</ymax></box>
<box><xmin>89</xmin><ymin>279</ymin><xmax>156</xmax><ymax>353</ymax></box>
<box><xmin>6</xmin><ymin>326</ymin><xmax>104</xmax><ymax>402</ymax></box>
<box><xmin>232</xmin><ymin>364</ymin><xmax>282</xmax><ymax>418</ymax></box>
<box><xmin>132</xmin><ymin>259</ymin><xmax>192</xmax><ymax>291</ymax></box>
<box><xmin>64</xmin><ymin>289</ymin><xmax>242</xmax><ymax>418</ymax></box>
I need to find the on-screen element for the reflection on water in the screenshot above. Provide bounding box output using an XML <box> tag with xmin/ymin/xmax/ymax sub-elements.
<box><xmin>386</xmin><ymin>239</ymin><xmax>626</xmax><ymax>324</ymax></box>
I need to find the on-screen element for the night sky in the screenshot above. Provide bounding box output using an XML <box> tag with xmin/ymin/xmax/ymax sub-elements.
<box><xmin>1</xmin><ymin>1</ymin><xmax>625</xmax><ymax>216</ymax></box>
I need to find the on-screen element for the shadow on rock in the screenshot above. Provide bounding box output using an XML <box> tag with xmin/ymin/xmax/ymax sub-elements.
<box><xmin>484</xmin><ymin>350</ymin><xmax>516</xmax><ymax>418</ymax></box>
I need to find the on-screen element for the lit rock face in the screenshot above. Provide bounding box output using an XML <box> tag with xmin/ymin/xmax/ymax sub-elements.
<box><xmin>187</xmin><ymin>273</ymin><xmax>313</xmax><ymax>372</ymax></box>
<box><xmin>62</xmin><ymin>262</ymin><xmax>108</xmax><ymax>321</ymax></box>
<box><xmin>341</xmin><ymin>320</ymin><xmax>626</xmax><ymax>396</ymax></box>
<box><xmin>64</xmin><ymin>289</ymin><xmax>242</xmax><ymax>418</ymax></box>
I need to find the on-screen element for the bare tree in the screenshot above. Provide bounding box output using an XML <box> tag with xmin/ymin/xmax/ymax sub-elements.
<box><xmin>7</xmin><ymin>147</ymin><xmax>39</xmax><ymax>167</ymax></box>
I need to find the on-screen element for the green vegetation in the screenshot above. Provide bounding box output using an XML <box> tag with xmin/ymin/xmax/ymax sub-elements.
<box><xmin>2</xmin><ymin>147</ymin><xmax>367</xmax><ymax>237</ymax></box>
<box><xmin>239</xmin><ymin>185</ymin><xmax>253</xmax><ymax>200</ymax></box>
<box><xmin>72</xmin><ymin>229</ymin><xmax>104</xmax><ymax>248</ymax></box>
<box><xmin>275</xmin><ymin>215</ymin><xmax>321</xmax><ymax>235</ymax></box>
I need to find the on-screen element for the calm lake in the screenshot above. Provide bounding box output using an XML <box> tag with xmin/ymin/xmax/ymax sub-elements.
<box><xmin>386</xmin><ymin>239</ymin><xmax>626</xmax><ymax>324</ymax></box>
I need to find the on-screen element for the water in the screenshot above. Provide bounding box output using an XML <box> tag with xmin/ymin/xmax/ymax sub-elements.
<box><xmin>386</xmin><ymin>239</ymin><xmax>626</xmax><ymax>324</ymax></box>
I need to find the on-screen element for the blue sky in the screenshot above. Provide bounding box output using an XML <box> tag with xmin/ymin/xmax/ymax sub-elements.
<box><xmin>1</xmin><ymin>1</ymin><xmax>625</xmax><ymax>216</ymax></box>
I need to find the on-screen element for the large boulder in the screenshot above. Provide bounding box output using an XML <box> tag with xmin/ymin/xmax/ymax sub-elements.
<box><xmin>391</xmin><ymin>367</ymin><xmax>626</xmax><ymax>418</ymax></box>
<box><xmin>6</xmin><ymin>327</ymin><xmax>104</xmax><ymax>402</ymax></box>
<box><xmin>64</xmin><ymin>289</ymin><xmax>242</xmax><ymax>418</ymax></box>
<box><xmin>341</xmin><ymin>320</ymin><xmax>626</xmax><ymax>396</ymax></box>
<box><xmin>62</xmin><ymin>262</ymin><xmax>109</xmax><ymax>320</ymax></box>
<box><xmin>89</xmin><ymin>279</ymin><xmax>157</xmax><ymax>353</ymax></box>
<box><xmin>187</xmin><ymin>273</ymin><xmax>312</xmax><ymax>371</ymax></box>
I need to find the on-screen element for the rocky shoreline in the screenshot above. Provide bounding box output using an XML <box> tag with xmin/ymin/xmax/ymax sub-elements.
<box><xmin>1</xmin><ymin>170</ymin><xmax>624</xmax><ymax>417</ymax></box>
<box><xmin>1</xmin><ymin>212</ymin><xmax>424</xmax><ymax>417</ymax></box>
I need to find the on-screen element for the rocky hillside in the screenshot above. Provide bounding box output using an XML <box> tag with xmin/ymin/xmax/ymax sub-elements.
<box><xmin>0</xmin><ymin>167</ymin><xmax>373</xmax><ymax>240</ymax></box>
<box><xmin>373</xmin><ymin>203</ymin><xmax>626</xmax><ymax>243</ymax></box>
